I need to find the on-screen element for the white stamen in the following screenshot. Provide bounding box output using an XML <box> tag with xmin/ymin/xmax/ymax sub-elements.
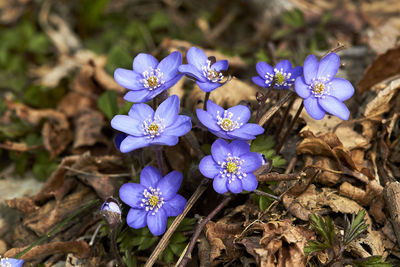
<box><xmin>216</xmin><ymin>110</ymin><xmax>243</xmax><ymax>131</ymax></box>
<box><xmin>140</xmin><ymin>67</ymin><xmax>165</xmax><ymax>90</ymax></box>
<box><xmin>202</xmin><ymin>60</ymin><xmax>224</xmax><ymax>82</ymax></box>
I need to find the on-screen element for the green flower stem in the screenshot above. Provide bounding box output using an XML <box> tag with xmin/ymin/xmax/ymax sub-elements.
<box><xmin>258</xmin><ymin>91</ymin><xmax>293</xmax><ymax>127</ymax></box>
<box><xmin>203</xmin><ymin>92</ymin><xmax>210</xmax><ymax>111</ymax></box>
<box><xmin>275</xmin><ymin>95</ymin><xmax>295</xmax><ymax>140</ymax></box>
<box><xmin>15</xmin><ymin>198</ymin><xmax>100</xmax><ymax>259</ymax></box>
<box><xmin>111</xmin><ymin>227</ymin><xmax>124</xmax><ymax>267</ymax></box>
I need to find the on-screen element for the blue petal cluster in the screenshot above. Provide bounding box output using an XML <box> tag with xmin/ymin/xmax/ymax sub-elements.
<box><xmin>294</xmin><ymin>53</ymin><xmax>354</xmax><ymax>120</ymax></box>
<box><xmin>199</xmin><ymin>139</ymin><xmax>263</xmax><ymax>194</ymax></box>
<box><xmin>197</xmin><ymin>100</ymin><xmax>264</xmax><ymax>140</ymax></box>
<box><xmin>119</xmin><ymin>166</ymin><xmax>187</xmax><ymax>236</ymax></box>
<box><xmin>100</xmin><ymin>197</ymin><xmax>122</xmax><ymax>227</ymax></box>
<box><xmin>252</xmin><ymin>60</ymin><xmax>303</xmax><ymax>89</ymax></box>
<box><xmin>111</xmin><ymin>95</ymin><xmax>191</xmax><ymax>153</ymax></box>
<box><xmin>114</xmin><ymin>52</ymin><xmax>183</xmax><ymax>103</ymax></box>
<box><xmin>178</xmin><ymin>47</ymin><xmax>228</xmax><ymax>92</ymax></box>
<box><xmin>0</xmin><ymin>258</ymin><xmax>24</xmax><ymax>267</ymax></box>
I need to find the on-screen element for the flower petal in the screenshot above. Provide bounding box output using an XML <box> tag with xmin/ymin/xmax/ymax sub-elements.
<box><xmin>318</xmin><ymin>95</ymin><xmax>350</xmax><ymax>120</ymax></box>
<box><xmin>163</xmin><ymin>194</ymin><xmax>187</xmax><ymax>217</ymax></box>
<box><xmin>160</xmin><ymin>73</ymin><xmax>184</xmax><ymax>91</ymax></box>
<box><xmin>196</xmin><ymin>109</ymin><xmax>220</xmax><ymax>131</ymax></box>
<box><xmin>206</xmin><ymin>99</ymin><xmax>224</xmax><ymax>116</ymax></box>
<box><xmin>227</xmin><ymin>178</ymin><xmax>243</xmax><ymax>193</ymax></box>
<box><xmin>111</xmin><ymin>115</ymin><xmax>142</xmax><ymax>136</ymax></box>
<box><xmin>114</xmin><ymin>133</ymin><xmax>127</xmax><ymax>150</ymax></box>
<box><xmin>252</xmin><ymin>76</ymin><xmax>269</xmax><ymax>87</ymax></box>
<box><xmin>157</xmin><ymin>171</ymin><xmax>183</xmax><ymax>200</ymax></box>
<box><xmin>240</xmin><ymin>152</ymin><xmax>263</xmax><ymax>172</ymax></box>
<box><xmin>213</xmin><ymin>174</ymin><xmax>228</xmax><ymax>193</ymax></box>
<box><xmin>140</xmin><ymin>166</ymin><xmax>162</xmax><ymax>188</ymax></box>
<box><xmin>290</xmin><ymin>66</ymin><xmax>303</xmax><ymax>78</ymax></box>
<box><xmin>303</xmin><ymin>54</ymin><xmax>318</xmax><ymax>84</ymax></box>
<box><xmin>155</xmin><ymin>95</ymin><xmax>179</xmax><ymax>127</ymax></box>
<box><xmin>157</xmin><ymin>51</ymin><xmax>182</xmax><ymax>81</ymax></box>
<box><xmin>256</xmin><ymin>61</ymin><xmax>273</xmax><ymax>77</ymax></box>
<box><xmin>178</xmin><ymin>64</ymin><xmax>206</xmax><ymax>82</ymax></box>
<box><xmin>119</xmin><ymin>183</ymin><xmax>146</xmax><ymax>209</ymax></box>
<box><xmin>330</xmin><ymin>78</ymin><xmax>355</xmax><ymax>101</ymax></box>
<box><xmin>241</xmin><ymin>173</ymin><xmax>258</xmax><ymax>191</ymax></box>
<box><xmin>230</xmin><ymin>123</ymin><xmax>264</xmax><ymax>140</ymax></box>
<box><xmin>275</xmin><ymin>59</ymin><xmax>292</xmax><ymax>72</ymax></box>
<box><xmin>303</xmin><ymin>97</ymin><xmax>325</xmax><ymax>120</ymax></box>
<box><xmin>150</xmin><ymin>135</ymin><xmax>179</xmax><ymax>146</ymax></box>
<box><xmin>128</xmin><ymin>103</ymin><xmax>154</xmax><ymax>120</ymax></box>
<box><xmin>0</xmin><ymin>259</ymin><xmax>24</xmax><ymax>267</ymax></box>
<box><xmin>295</xmin><ymin>76</ymin><xmax>311</xmax><ymax>99</ymax></box>
<box><xmin>227</xmin><ymin>105</ymin><xmax>251</xmax><ymax>124</ymax></box>
<box><xmin>229</xmin><ymin>140</ymin><xmax>251</xmax><ymax>156</ymax></box>
<box><xmin>199</xmin><ymin>155</ymin><xmax>220</xmax><ymax>178</ymax></box>
<box><xmin>165</xmin><ymin>115</ymin><xmax>192</xmax><ymax>136</ymax></box>
<box><xmin>124</xmin><ymin>90</ymin><xmax>152</xmax><ymax>103</ymax></box>
<box><xmin>317</xmin><ymin>53</ymin><xmax>340</xmax><ymax>80</ymax></box>
<box><xmin>127</xmin><ymin>208</ymin><xmax>147</xmax><ymax>228</ymax></box>
<box><xmin>120</xmin><ymin>136</ymin><xmax>149</xmax><ymax>152</ymax></box>
<box><xmin>186</xmin><ymin>47</ymin><xmax>208</xmax><ymax>70</ymax></box>
<box><xmin>133</xmin><ymin>53</ymin><xmax>159</xmax><ymax>74</ymax></box>
<box><xmin>147</xmin><ymin>207</ymin><xmax>167</xmax><ymax>236</ymax></box>
<box><xmin>211</xmin><ymin>139</ymin><xmax>231</xmax><ymax>163</ymax></box>
<box><xmin>212</xmin><ymin>60</ymin><xmax>228</xmax><ymax>72</ymax></box>
<box><xmin>196</xmin><ymin>81</ymin><xmax>221</xmax><ymax>92</ymax></box>
<box><xmin>209</xmin><ymin>129</ymin><xmax>231</xmax><ymax>139</ymax></box>
<box><xmin>114</xmin><ymin>68</ymin><xmax>144</xmax><ymax>90</ymax></box>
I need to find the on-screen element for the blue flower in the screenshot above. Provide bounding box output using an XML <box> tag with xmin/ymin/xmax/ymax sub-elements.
<box><xmin>100</xmin><ymin>197</ymin><xmax>122</xmax><ymax>227</ymax></box>
<box><xmin>196</xmin><ymin>100</ymin><xmax>264</xmax><ymax>140</ymax></box>
<box><xmin>0</xmin><ymin>258</ymin><xmax>24</xmax><ymax>267</ymax></box>
<box><xmin>119</xmin><ymin>166</ymin><xmax>187</xmax><ymax>236</ymax></box>
<box><xmin>252</xmin><ymin>60</ymin><xmax>303</xmax><ymax>89</ymax></box>
<box><xmin>178</xmin><ymin>47</ymin><xmax>228</xmax><ymax>92</ymax></box>
<box><xmin>199</xmin><ymin>139</ymin><xmax>263</xmax><ymax>194</ymax></box>
<box><xmin>114</xmin><ymin>51</ymin><xmax>183</xmax><ymax>103</ymax></box>
<box><xmin>294</xmin><ymin>53</ymin><xmax>354</xmax><ymax>120</ymax></box>
<box><xmin>111</xmin><ymin>95</ymin><xmax>192</xmax><ymax>153</ymax></box>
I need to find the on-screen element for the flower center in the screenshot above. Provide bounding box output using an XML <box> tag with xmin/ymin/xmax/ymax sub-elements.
<box><xmin>0</xmin><ymin>258</ymin><xmax>12</xmax><ymax>267</ymax></box>
<box><xmin>216</xmin><ymin>110</ymin><xmax>242</xmax><ymax>131</ymax></box>
<box><xmin>309</xmin><ymin>78</ymin><xmax>331</xmax><ymax>98</ymax></box>
<box><xmin>218</xmin><ymin>153</ymin><xmax>246</xmax><ymax>183</ymax></box>
<box><xmin>202</xmin><ymin>60</ymin><xmax>223</xmax><ymax>83</ymax></box>
<box><xmin>265</xmin><ymin>68</ymin><xmax>294</xmax><ymax>88</ymax></box>
<box><xmin>142</xmin><ymin>115</ymin><xmax>165</xmax><ymax>139</ymax></box>
<box><xmin>141</xmin><ymin>186</ymin><xmax>164</xmax><ymax>215</ymax></box>
<box><xmin>141</xmin><ymin>67</ymin><xmax>165</xmax><ymax>90</ymax></box>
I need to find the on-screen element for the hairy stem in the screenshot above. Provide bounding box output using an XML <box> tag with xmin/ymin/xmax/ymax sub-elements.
<box><xmin>275</xmin><ymin>95</ymin><xmax>295</xmax><ymax>140</ymax></box>
<box><xmin>111</xmin><ymin>227</ymin><xmax>125</xmax><ymax>267</ymax></box>
<box><xmin>258</xmin><ymin>91</ymin><xmax>293</xmax><ymax>127</ymax></box>
<box><xmin>275</xmin><ymin>101</ymin><xmax>303</xmax><ymax>154</ymax></box>
<box><xmin>203</xmin><ymin>92</ymin><xmax>210</xmax><ymax>111</ymax></box>
<box><xmin>178</xmin><ymin>195</ymin><xmax>232</xmax><ymax>267</ymax></box>
<box><xmin>144</xmin><ymin>179</ymin><xmax>210</xmax><ymax>267</ymax></box>
<box><xmin>155</xmin><ymin>147</ymin><xmax>165</xmax><ymax>175</ymax></box>
<box><xmin>254</xmin><ymin>190</ymin><xmax>280</xmax><ymax>201</ymax></box>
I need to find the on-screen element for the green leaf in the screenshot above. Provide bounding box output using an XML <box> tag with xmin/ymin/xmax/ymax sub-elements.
<box><xmin>309</xmin><ymin>213</ymin><xmax>335</xmax><ymax>247</ymax></box>
<box><xmin>137</xmin><ymin>236</ymin><xmax>158</xmax><ymax>250</ymax></box>
<box><xmin>118</xmin><ymin>102</ymin><xmax>133</xmax><ymax>115</ymax></box>
<box><xmin>304</xmin><ymin>240</ymin><xmax>330</xmax><ymax>254</ymax></box>
<box><xmin>32</xmin><ymin>151</ymin><xmax>58</xmax><ymax>181</ymax></box>
<box><xmin>160</xmin><ymin>246</ymin><xmax>175</xmax><ymax>264</ymax></box>
<box><xmin>343</xmin><ymin>209</ymin><xmax>369</xmax><ymax>246</ymax></box>
<box><xmin>106</xmin><ymin>45</ymin><xmax>132</xmax><ymax>74</ymax></box>
<box><xmin>352</xmin><ymin>255</ymin><xmax>392</xmax><ymax>267</ymax></box>
<box><xmin>251</xmin><ymin>135</ymin><xmax>274</xmax><ymax>152</ymax></box>
<box><xmin>97</xmin><ymin>90</ymin><xmax>119</xmax><ymax>120</ymax></box>
<box><xmin>282</xmin><ymin>9</ymin><xmax>305</xmax><ymax>28</ymax></box>
<box><xmin>271</xmin><ymin>155</ymin><xmax>286</xmax><ymax>167</ymax></box>
<box><xmin>149</xmin><ymin>11</ymin><xmax>171</xmax><ymax>30</ymax></box>
<box><xmin>170</xmin><ymin>242</ymin><xmax>186</xmax><ymax>256</ymax></box>
<box><xmin>170</xmin><ymin>232</ymin><xmax>187</xmax><ymax>244</ymax></box>
<box><xmin>9</xmin><ymin>151</ymin><xmax>28</xmax><ymax>175</ymax></box>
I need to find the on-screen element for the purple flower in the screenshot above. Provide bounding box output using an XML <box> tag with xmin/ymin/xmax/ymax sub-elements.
<box><xmin>199</xmin><ymin>139</ymin><xmax>263</xmax><ymax>194</ymax></box>
<box><xmin>111</xmin><ymin>95</ymin><xmax>192</xmax><ymax>153</ymax></box>
<box><xmin>119</xmin><ymin>166</ymin><xmax>187</xmax><ymax>236</ymax></box>
<box><xmin>114</xmin><ymin>51</ymin><xmax>183</xmax><ymax>103</ymax></box>
<box><xmin>100</xmin><ymin>197</ymin><xmax>122</xmax><ymax>227</ymax></box>
<box><xmin>252</xmin><ymin>60</ymin><xmax>303</xmax><ymax>89</ymax></box>
<box><xmin>196</xmin><ymin>100</ymin><xmax>264</xmax><ymax>140</ymax></box>
<box><xmin>294</xmin><ymin>53</ymin><xmax>354</xmax><ymax>120</ymax></box>
<box><xmin>0</xmin><ymin>258</ymin><xmax>24</xmax><ymax>267</ymax></box>
<box><xmin>178</xmin><ymin>47</ymin><xmax>228</xmax><ymax>92</ymax></box>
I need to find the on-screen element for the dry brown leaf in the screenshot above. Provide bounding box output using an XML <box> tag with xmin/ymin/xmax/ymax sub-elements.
<box><xmin>0</xmin><ymin>0</ymin><xmax>30</xmax><ymax>24</ymax></box>
<box><xmin>366</xmin><ymin>17</ymin><xmax>400</xmax><ymax>54</ymax></box>
<box><xmin>57</xmin><ymin>92</ymin><xmax>95</xmax><ymax>118</ymax></box>
<box><xmin>358</xmin><ymin>47</ymin><xmax>400</xmax><ymax>93</ymax></box>
<box><xmin>0</xmin><ymin>141</ymin><xmax>40</xmax><ymax>152</ymax></box>
<box><xmin>360</xmin><ymin>0</ymin><xmax>400</xmax><ymax>28</ymax></box>
<box><xmin>205</xmin><ymin>221</ymin><xmax>243</xmax><ymax>266</ymax></box>
<box><xmin>185</xmin><ymin>77</ymin><xmax>257</xmax><ymax>112</ymax></box>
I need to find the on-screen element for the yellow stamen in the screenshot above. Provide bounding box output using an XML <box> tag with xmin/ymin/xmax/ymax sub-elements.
<box><xmin>313</xmin><ymin>82</ymin><xmax>325</xmax><ymax>94</ymax></box>
<box><xmin>221</xmin><ymin>118</ymin><xmax>233</xmax><ymax>130</ymax></box>
<box><xmin>147</xmin><ymin>76</ymin><xmax>158</xmax><ymax>88</ymax></box>
<box><xmin>227</xmin><ymin>162</ymin><xmax>237</xmax><ymax>173</ymax></box>
<box><xmin>275</xmin><ymin>73</ymin><xmax>285</xmax><ymax>84</ymax></box>
<box><xmin>148</xmin><ymin>195</ymin><xmax>159</xmax><ymax>207</ymax></box>
<box><xmin>148</xmin><ymin>123</ymin><xmax>159</xmax><ymax>133</ymax></box>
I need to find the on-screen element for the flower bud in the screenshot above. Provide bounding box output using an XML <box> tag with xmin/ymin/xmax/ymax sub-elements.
<box><xmin>100</xmin><ymin>197</ymin><xmax>121</xmax><ymax>228</ymax></box>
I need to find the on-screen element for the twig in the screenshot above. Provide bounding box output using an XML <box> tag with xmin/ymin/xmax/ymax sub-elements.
<box><xmin>155</xmin><ymin>147</ymin><xmax>166</xmax><ymax>175</ymax></box>
<box><xmin>322</xmin><ymin>43</ymin><xmax>345</xmax><ymax>58</ymax></box>
<box><xmin>275</xmin><ymin>102</ymin><xmax>303</xmax><ymax>154</ymax></box>
<box><xmin>144</xmin><ymin>179</ymin><xmax>210</xmax><ymax>267</ymax></box>
<box><xmin>253</xmin><ymin>190</ymin><xmax>280</xmax><ymax>201</ymax></box>
<box><xmin>275</xmin><ymin>95</ymin><xmax>295</xmax><ymax>140</ymax></box>
<box><xmin>258</xmin><ymin>91</ymin><xmax>293</xmax><ymax>127</ymax></box>
<box><xmin>64</xmin><ymin>166</ymin><xmax>131</xmax><ymax>178</ymax></box>
<box><xmin>257</xmin><ymin>171</ymin><xmax>304</xmax><ymax>182</ymax></box>
<box><xmin>177</xmin><ymin>195</ymin><xmax>232</xmax><ymax>267</ymax></box>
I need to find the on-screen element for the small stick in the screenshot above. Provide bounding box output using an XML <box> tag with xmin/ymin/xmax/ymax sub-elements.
<box><xmin>258</xmin><ymin>91</ymin><xmax>293</xmax><ymax>127</ymax></box>
<box><xmin>111</xmin><ymin>227</ymin><xmax>125</xmax><ymax>267</ymax></box>
<box><xmin>257</xmin><ymin>172</ymin><xmax>304</xmax><ymax>182</ymax></box>
<box><xmin>253</xmin><ymin>190</ymin><xmax>280</xmax><ymax>201</ymax></box>
<box><xmin>275</xmin><ymin>102</ymin><xmax>304</xmax><ymax>154</ymax></box>
<box><xmin>177</xmin><ymin>195</ymin><xmax>232</xmax><ymax>267</ymax></box>
<box><xmin>155</xmin><ymin>148</ymin><xmax>165</xmax><ymax>175</ymax></box>
<box><xmin>144</xmin><ymin>179</ymin><xmax>210</xmax><ymax>267</ymax></box>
